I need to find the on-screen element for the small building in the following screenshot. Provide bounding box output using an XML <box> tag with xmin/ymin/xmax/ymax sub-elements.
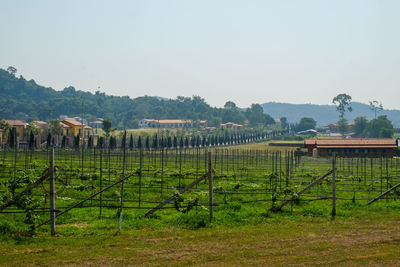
<box><xmin>297</xmin><ymin>129</ymin><xmax>317</xmax><ymax>136</ymax></box>
<box><xmin>89</xmin><ymin>119</ymin><xmax>104</xmax><ymax>134</ymax></box>
<box><xmin>327</xmin><ymin>122</ymin><xmax>355</xmax><ymax>133</ymax></box>
<box><xmin>61</xmin><ymin>118</ymin><xmax>92</xmax><ymax>137</ymax></box>
<box><xmin>6</xmin><ymin>120</ymin><xmax>27</xmax><ymax>140</ymax></box>
<box><xmin>59</xmin><ymin>121</ymin><xmax>72</xmax><ymax>136</ymax></box>
<box><xmin>220</xmin><ymin>122</ymin><xmax>243</xmax><ymax>129</ymax></box>
<box><xmin>31</xmin><ymin>121</ymin><xmax>48</xmax><ymax>135</ymax></box>
<box><xmin>138</xmin><ymin>119</ymin><xmax>193</xmax><ymax>128</ymax></box>
<box><xmin>304</xmin><ymin>138</ymin><xmax>397</xmax><ymax>157</ymax></box>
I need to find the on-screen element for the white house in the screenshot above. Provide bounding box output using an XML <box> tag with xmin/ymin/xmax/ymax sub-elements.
<box><xmin>138</xmin><ymin>119</ymin><xmax>193</xmax><ymax>129</ymax></box>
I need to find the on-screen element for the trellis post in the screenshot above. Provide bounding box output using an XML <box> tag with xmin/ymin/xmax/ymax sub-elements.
<box><xmin>332</xmin><ymin>152</ymin><xmax>336</xmax><ymax>219</ymax></box>
<box><xmin>50</xmin><ymin>147</ymin><xmax>56</xmax><ymax>235</ymax></box>
<box><xmin>208</xmin><ymin>151</ymin><xmax>213</xmax><ymax>221</ymax></box>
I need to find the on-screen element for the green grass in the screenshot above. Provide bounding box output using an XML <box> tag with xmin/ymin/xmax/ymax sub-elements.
<box><xmin>1</xmin><ymin>211</ymin><xmax>400</xmax><ymax>266</ymax></box>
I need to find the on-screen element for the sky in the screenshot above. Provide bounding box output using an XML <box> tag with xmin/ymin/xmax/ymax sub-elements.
<box><xmin>1</xmin><ymin>0</ymin><xmax>399</xmax><ymax>109</ymax></box>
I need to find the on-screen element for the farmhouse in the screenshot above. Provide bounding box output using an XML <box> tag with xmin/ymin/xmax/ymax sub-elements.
<box><xmin>61</xmin><ymin>118</ymin><xmax>92</xmax><ymax>137</ymax></box>
<box><xmin>138</xmin><ymin>119</ymin><xmax>193</xmax><ymax>128</ymax></box>
<box><xmin>327</xmin><ymin>122</ymin><xmax>355</xmax><ymax>133</ymax></box>
<box><xmin>31</xmin><ymin>120</ymin><xmax>48</xmax><ymax>135</ymax></box>
<box><xmin>6</xmin><ymin>120</ymin><xmax>26</xmax><ymax>140</ymax></box>
<box><xmin>304</xmin><ymin>138</ymin><xmax>398</xmax><ymax>157</ymax></box>
<box><xmin>59</xmin><ymin>121</ymin><xmax>72</xmax><ymax>136</ymax></box>
<box><xmin>89</xmin><ymin>119</ymin><xmax>104</xmax><ymax>134</ymax></box>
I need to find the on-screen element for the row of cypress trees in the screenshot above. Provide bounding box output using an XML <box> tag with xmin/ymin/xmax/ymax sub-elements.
<box><xmin>9</xmin><ymin>128</ymin><xmax>285</xmax><ymax>150</ymax></box>
<box><xmin>94</xmin><ymin>130</ymin><xmax>284</xmax><ymax>150</ymax></box>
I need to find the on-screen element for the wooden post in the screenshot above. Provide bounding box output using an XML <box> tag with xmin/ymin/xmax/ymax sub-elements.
<box><xmin>119</xmin><ymin>131</ymin><xmax>127</xmax><ymax>231</ymax></box>
<box><xmin>50</xmin><ymin>147</ymin><xmax>56</xmax><ymax>235</ymax></box>
<box><xmin>139</xmin><ymin>147</ymin><xmax>143</xmax><ymax>207</ymax></box>
<box><xmin>208</xmin><ymin>151</ymin><xmax>213</xmax><ymax>221</ymax></box>
<box><xmin>332</xmin><ymin>152</ymin><xmax>336</xmax><ymax>219</ymax></box>
<box><xmin>99</xmin><ymin>149</ymin><xmax>103</xmax><ymax>218</ymax></box>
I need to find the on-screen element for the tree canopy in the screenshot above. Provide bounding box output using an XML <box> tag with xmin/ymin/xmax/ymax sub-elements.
<box><xmin>294</xmin><ymin>117</ymin><xmax>317</xmax><ymax>132</ymax></box>
<box><xmin>365</xmin><ymin>115</ymin><xmax>394</xmax><ymax>138</ymax></box>
<box><xmin>332</xmin><ymin>93</ymin><xmax>352</xmax><ymax>119</ymax></box>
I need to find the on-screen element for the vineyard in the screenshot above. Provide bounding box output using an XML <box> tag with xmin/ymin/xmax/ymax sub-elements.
<box><xmin>1</xmin><ymin>145</ymin><xmax>400</xmax><ymax>237</ymax></box>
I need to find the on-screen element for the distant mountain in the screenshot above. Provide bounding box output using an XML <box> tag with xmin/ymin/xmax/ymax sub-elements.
<box><xmin>262</xmin><ymin>102</ymin><xmax>400</xmax><ymax>127</ymax></box>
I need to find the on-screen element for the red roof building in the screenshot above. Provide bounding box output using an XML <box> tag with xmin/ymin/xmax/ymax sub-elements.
<box><xmin>304</xmin><ymin>138</ymin><xmax>398</xmax><ymax>157</ymax></box>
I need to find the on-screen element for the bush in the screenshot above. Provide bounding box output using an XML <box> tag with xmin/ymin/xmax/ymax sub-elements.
<box><xmin>0</xmin><ymin>221</ymin><xmax>16</xmax><ymax>235</ymax></box>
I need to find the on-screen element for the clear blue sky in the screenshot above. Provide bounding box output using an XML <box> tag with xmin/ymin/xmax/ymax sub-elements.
<box><xmin>1</xmin><ymin>0</ymin><xmax>399</xmax><ymax>109</ymax></box>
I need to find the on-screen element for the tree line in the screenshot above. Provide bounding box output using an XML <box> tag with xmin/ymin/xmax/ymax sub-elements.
<box><xmin>0</xmin><ymin>67</ymin><xmax>275</xmax><ymax>129</ymax></box>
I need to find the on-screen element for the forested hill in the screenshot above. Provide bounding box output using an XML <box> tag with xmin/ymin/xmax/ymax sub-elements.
<box><xmin>262</xmin><ymin>102</ymin><xmax>400</xmax><ymax>127</ymax></box>
<box><xmin>0</xmin><ymin>68</ymin><xmax>274</xmax><ymax>129</ymax></box>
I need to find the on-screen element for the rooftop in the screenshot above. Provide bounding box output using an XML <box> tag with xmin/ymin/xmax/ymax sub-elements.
<box><xmin>6</xmin><ymin>120</ymin><xmax>26</xmax><ymax>126</ymax></box>
<box><xmin>305</xmin><ymin>138</ymin><xmax>397</xmax><ymax>148</ymax></box>
<box><xmin>143</xmin><ymin>119</ymin><xmax>192</xmax><ymax>124</ymax></box>
<box><xmin>62</xmin><ymin>118</ymin><xmax>92</xmax><ymax>129</ymax></box>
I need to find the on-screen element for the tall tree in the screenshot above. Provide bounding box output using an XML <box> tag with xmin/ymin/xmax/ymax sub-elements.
<box><xmin>245</xmin><ymin>104</ymin><xmax>274</xmax><ymax>126</ymax></box>
<box><xmin>6</xmin><ymin>66</ymin><xmax>17</xmax><ymax>76</ymax></box>
<box><xmin>224</xmin><ymin>101</ymin><xmax>237</xmax><ymax>110</ymax></box>
<box><xmin>280</xmin><ymin>117</ymin><xmax>288</xmax><ymax>130</ymax></box>
<box><xmin>29</xmin><ymin>131</ymin><xmax>35</xmax><ymax>149</ymax></box>
<box><xmin>129</xmin><ymin>134</ymin><xmax>134</xmax><ymax>150</ymax></box>
<box><xmin>369</xmin><ymin>100</ymin><xmax>383</xmax><ymax>119</ymax></box>
<box><xmin>332</xmin><ymin>93</ymin><xmax>352</xmax><ymax>119</ymax></box>
<box><xmin>102</xmin><ymin>118</ymin><xmax>113</xmax><ymax>137</ymax></box>
<box><xmin>49</xmin><ymin>120</ymin><xmax>62</xmax><ymax>135</ymax></box>
<box><xmin>337</xmin><ymin>118</ymin><xmax>348</xmax><ymax>135</ymax></box>
<box><xmin>354</xmin><ymin>116</ymin><xmax>367</xmax><ymax>135</ymax></box>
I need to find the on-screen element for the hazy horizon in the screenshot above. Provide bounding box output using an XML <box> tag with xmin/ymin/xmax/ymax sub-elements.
<box><xmin>1</xmin><ymin>0</ymin><xmax>399</xmax><ymax>109</ymax></box>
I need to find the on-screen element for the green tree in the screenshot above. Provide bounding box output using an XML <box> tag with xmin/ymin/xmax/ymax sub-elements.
<box><xmin>208</xmin><ymin>116</ymin><xmax>222</xmax><ymax>127</ymax></box>
<box><xmin>129</xmin><ymin>134</ymin><xmax>134</xmax><ymax>150</ymax></box>
<box><xmin>26</xmin><ymin>122</ymin><xmax>38</xmax><ymax>135</ymax></box>
<box><xmin>49</xmin><ymin>120</ymin><xmax>62</xmax><ymax>135</ymax></box>
<box><xmin>0</xmin><ymin>119</ymin><xmax>11</xmax><ymax>131</ymax></box>
<box><xmin>6</xmin><ymin>66</ymin><xmax>17</xmax><ymax>76</ymax></box>
<box><xmin>365</xmin><ymin>115</ymin><xmax>394</xmax><ymax>138</ymax></box>
<box><xmin>295</xmin><ymin>117</ymin><xmax>316</xmax><ymax>132</ymax></box>
<box><xmin>222</xmin><ymin>101</ymin><xmax>246</xmax><ymax>124</ymax></box>
<box><xmin>245</xmin><ymin>104</ymin><xmax>274</xmax><ymax>126</ymax></box>
<box><xmin>61</xmin><ymin>135</ymin><xmax>67</xmax><ymax>148</ymax></box>
<box><xmin>102</xmin><ymin>118</ymin><xmax>113</xmax><ymax>137</ymax></box>
<box><xmin>46</xmin><ymin>133</ymin><xmax>52</xmax><ymax>148</ymax></box>
<box><xmin>224</xmin><ymin>101</ymin><xmax>237</xmax><ymax>110</ymax></box>
<box><xmin>280</xmin><ymin>117</ymin><xmax>288</xmax><ymax>130</ymax></box>
<box><xmin>29</xmin><ymin>131</ymin><xmax>35</xmax><ymax>149</ymax></box>
<box><xmin>332</xmin><ymin>93</ymin><xmax>352</xmax><ymax>119</ymax></box>
<box><xmin>337</xmin><ymin>118</ymin><xmax>348</xmax><ymax>135</ymax></box>
<box><xmin>354</xmin><ymin>116</ymin><xmax>367</xmax><ymax>135</ymax></box>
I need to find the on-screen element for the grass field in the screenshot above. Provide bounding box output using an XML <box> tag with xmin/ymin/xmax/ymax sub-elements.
<box><xmin>1</xmin><ymin>211</ymin><xmax>400</xmax><ymax>266</ymax></box>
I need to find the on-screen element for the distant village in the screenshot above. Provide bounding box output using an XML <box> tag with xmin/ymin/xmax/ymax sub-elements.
<box><xmin>0</xmin><ymin>117</ymin><xmax>247</xmax><ymax>149</ymax></box>
<box><xmin>0</xmin><ymin>116</ymin><xmax>399</xmax><ymax>158</ymax></box>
